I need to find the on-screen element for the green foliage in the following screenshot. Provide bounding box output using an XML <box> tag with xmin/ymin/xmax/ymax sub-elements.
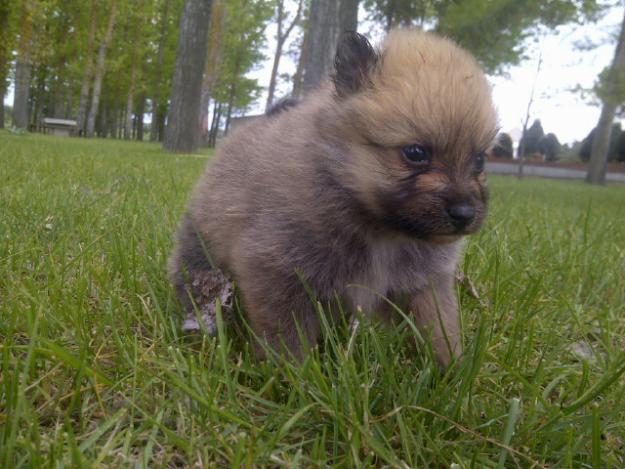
<box><xmin>2</xmin><ymin>132</ymin><xmax>625</xmax><ymax>466</ymax></box>
<box><xmin>580</xmin><ymin>123</ymin><xmax>625</xmax><ymax>162</ymax></box>
<box><xmin>539</xmin><ymin>132</ymin><xmax>562</xmax><ymax>162</ymax></box>
<box><xmin>363</xmin><ymin>0</ymin><xmax>602</xmax><ymax>73</ymax></box>
<box><xmin>491</xmin><ymin>132</ymin><xmax>513</xmax><ymax>159</ymax></box>
<box><xmin>595</xmin><ymin>63</ymin><xmax>625</xmax><ymax>106</ymax></box>
<box><xmin>0</xmin><ymin>0</ymin><xmax>18</xmax><ymax>94</ymax></box>
<box><xmin>364</xmin><ymin>0</ymin><xmax>436</xmax><ymax>30</ymax></box>
<box><xmin>211</xmin><ymin>0</ymin><xmax>273</xmax><ymax>115</ymax></box>
<box><xmin>436</xmin><ymin>0</ymin><xmax>601</xmax><ymax>73</ymax></box>
<box><xmin>518</xmin><ymin>119</ymin><xmax>544</xmax><ymax>158</ymax></box>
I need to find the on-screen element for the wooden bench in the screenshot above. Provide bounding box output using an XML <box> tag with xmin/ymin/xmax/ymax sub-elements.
<box><xmin>42</xmin><ymin>118</ymin><xmax>78</xmax><ymax>137</ymax></box>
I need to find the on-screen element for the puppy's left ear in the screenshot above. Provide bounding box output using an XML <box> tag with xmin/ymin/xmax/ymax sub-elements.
<box><xmin>332</xmin><ymin>32</ymin><xmax>378</xmax><ymax>98</ymax></box>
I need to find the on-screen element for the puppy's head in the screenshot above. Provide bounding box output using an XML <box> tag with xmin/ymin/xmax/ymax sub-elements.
<box><xmin>330</xmin><ymin>30</ymin><xmax>497</xmax><ymax>242</ymax></box>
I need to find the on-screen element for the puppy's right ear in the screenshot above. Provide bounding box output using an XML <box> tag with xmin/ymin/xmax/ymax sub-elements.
<box><xmin>332</xmin><ymin>32</ymin><xmax>378</xmax><ymax>98</ymax></box>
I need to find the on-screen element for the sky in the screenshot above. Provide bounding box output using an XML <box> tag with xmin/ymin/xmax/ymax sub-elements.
<box><xmin>4</xmin><ymin>3</ymin><xmax>623</xmax><ymax>145</ymax></box>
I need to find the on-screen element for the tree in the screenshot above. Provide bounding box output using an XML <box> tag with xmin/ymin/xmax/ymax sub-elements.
<box><xmin>538</xmin><ymin>133</ymin><xmax>561</xmax><ymax>162</ymax></box>
<box><xmin>163</xmin><ymin>0</ymin><xmax>212</xmax><ymax>153</ymax></box>
<box><xmin>301</xmin><ymin>0</ymin><xmax>360</xmax><ymax>94</ymax></box>
<box><xmin>86</xmin><ymin>0</ymin><xmax>119</xmax><ymax>138</ymax></box>
<box><xmin>200</xmin><ymin>0</ymin><xmax>225</xmax><ymax>144</ymax></box>
<box><xmin>0</xmin><ymin>0</ymin><xmax>15</xmax><ymax>129</ymax></box>
<box><xmin>517</xmin><ymin>119</ymin><xmax>544</xmax><ymax>159</ymax></box>
<box><xmin>339</xmin><ymin>0</ymin><xmax>359</xmax><ymax>32</ymax></box>
<box><xmin>12</xmin><ymin>0</ymin><xmax>34</xmax><ymax>130</ymax></box>
<box><xmin>208</xmin><ymin>0</ymin><xmax>271</xmax><ymax>142</ymax></box>
<box><xmin>362</xmin><ymin>1</ymin><xmax>600</xmax><ymax>75</ymax></box>
<box><xmin>580</xmin><ymin>123</ymin><xmax>625</xmax><ymax>163</ymax></box>
<box><xmin>75</xmin><ymin>0</ymin><xmax>98</xmax><ymax>135</ymax></box>
<box><xmin>364</xmin><ymin>0</ymin><xmax>431</xmax><ymax>31</ymax></box>
<box><xmin>587</xmin><ymin>6</ymin><xmax>625</xmax><ymax>184</ymax></box>
<box><xmin>436</xmin><ymin>1</ymin><xmax>600</xmax><ymax>74</ymax></box>
<box><xmin>266</xmin><ymin>0</ymin><xmax>303</xmax><ymax>110</ymax></box>
<box><xmin>150</xmin><ymin>0</ymin><xmax>184</xmax><ymax>142</ymax></box>
<box><xmin>491</xmin><ymin>132</ymin><xmax>513</xmax><ymax>159</ymax></box>
<box><xmin>302</xmin><ymin>0</ymin><xmax>339</xmax><ymax>93</ymax></box>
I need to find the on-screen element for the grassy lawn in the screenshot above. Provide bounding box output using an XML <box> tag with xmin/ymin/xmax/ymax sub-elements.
<box><xmin>2</xmin><ymin>131</ymin><xmax>625</xmax><ymax>467</ymax></box>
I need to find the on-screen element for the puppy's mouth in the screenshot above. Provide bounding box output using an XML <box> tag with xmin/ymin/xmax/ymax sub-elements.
<box><xmin>379</xmin><ymin>208</ymin><xmax>484</xmax><ymax>241</ymax></box>
<box><xmin>428</xmin><ymin>234</ymin><xmax>463</xmax><ymax>244</ymax></box>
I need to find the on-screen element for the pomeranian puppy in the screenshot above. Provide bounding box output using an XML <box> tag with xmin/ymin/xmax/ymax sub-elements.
<box><xmin>168</xmin><ymin>30</ymin><xmax>497</xmax><ymax>366</ymax></box>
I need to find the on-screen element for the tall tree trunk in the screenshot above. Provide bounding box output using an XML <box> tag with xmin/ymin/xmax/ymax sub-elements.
<box><xmin>157</xmin><ymin>110</ymin><xmax>166</xmax><ymax>141</ymax></box>
<box><xmin>266</xmin><ymin>0</ymin><xmax>303</xmax><ymax>110</ymax></box>
<box><xmin>200</xmin><ymin>0</ymin><xmax>224</xmax><ymax>145</ymax></box>
<box><xmin>200</xmin><ymin>88</ymin><xmax>212</xmax><ymax>144</ymax></box>
<box><xmin>338</xmin><ymin>0</ymin><xmax>359</xmax><ymax>33</ymax></box>
<box><xmin>208</xmin><ymin>101</ymin><xmax>222</xmax><ymax>147</ymax></box>
<box><xmin>151</xmin><ymin>0</ymin><xmax>171</xmax><ymax>142</ymax></box>
<box><xmin>136</xmin><ymin>94</ymin><xmax>145</xmax><ymax>141</ymax></box>
<box><xmin>86</xmin><ymin>0</ymin><xmax>118</xmax><ymax>138</ymax></box>
<box><xmin>124</xmin><ymin>63</ymin><xmax>137</xmax><ymax>139</ymax></box>
<box><xmin>98</xmin><ymin>104</ymin><xmax>108</xmax><ymax>137</ymax></box>
<box><xmin>224</xmin><ymin>85</ymin><xmax>236</xmax><ymax>135</ymax></box>
<box><xmin>12</xmin><ymin>2</ymin><xmax>34</xmax><ymax>130</ymax></box>
<box><xmin>33</xmin><ymin>65</ymin><xmax>48</xmax><ymax>129</ymax></box>
<box><xmin>77</xmin><ymin>0</ymin><xmax>98</xmax><ymax>134</ymax></box>
<box><xmin>302</xmin><ymin>0</ymin><xmax>339</xmax><ymax>94</ymax></box>
<box><xmin>292</xmin><ymin>24</ymin><xmax>309</xmax><ymax>99</ymax></box>
<box><xmin>52</xmin><ymin>12</ymin><xmax>70</xmax><ymax>118</ymax></box>
<box><xmin>163</xmin><ymin>0</ymin><xmax>212</xmax><ymax>153</ymax></box>
<box><xmin>587</xmin><ymin>8</ymin><xmax>625</xmax><ymax>185</ymax></box>
<box><xmin>0</xmin><ymin>0</ymin><xmax>12</xmax><ymax>129</ymax></box>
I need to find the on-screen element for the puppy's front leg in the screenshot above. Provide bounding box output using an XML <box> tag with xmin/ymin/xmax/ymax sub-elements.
<box><xmin>409</xmin><ymin>274</ymin><xmax>462</xmax><ymax>367</ymax></box>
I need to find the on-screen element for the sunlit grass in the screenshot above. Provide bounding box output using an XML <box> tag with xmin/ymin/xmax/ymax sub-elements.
<box><xmin>2</xmin><ymin>131</ymin><xmax>625</xmax><ymax>467</ymax></box>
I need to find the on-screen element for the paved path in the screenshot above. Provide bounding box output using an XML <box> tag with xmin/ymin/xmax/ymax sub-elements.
<box><xmin>486</xmin><ymin>162</ymin><xmax>625</xmax><ymax>183</ymax></box>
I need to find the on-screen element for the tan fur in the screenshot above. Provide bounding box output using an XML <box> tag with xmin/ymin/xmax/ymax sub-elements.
<box><xmin>168</xmin><ymin>30</ymin><xmax>498</xmax><ymax>366</ymax></box>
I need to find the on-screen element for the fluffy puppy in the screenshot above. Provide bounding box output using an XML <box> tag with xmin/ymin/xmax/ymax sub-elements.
<box><xmin>168</xmin><ymin>30</ymin><xmax>497</xmax><ymax>366</ymax></box>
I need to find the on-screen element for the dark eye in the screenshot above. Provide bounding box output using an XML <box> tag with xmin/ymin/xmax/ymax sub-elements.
<box><xmin>402</xmin><ymin>144</ymin><xmax>431</xmax><ymax>165</ymax></box>
<box><xmin>474</xmin><ymin>151</ymin><xmax>486</xmax><ymax>173</ymax></box>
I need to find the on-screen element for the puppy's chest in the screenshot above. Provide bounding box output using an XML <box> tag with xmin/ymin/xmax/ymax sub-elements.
<box><xmin>344</xmin><ymin>240</ymin><xmax>458</xmax><ymax>314</ymax></box>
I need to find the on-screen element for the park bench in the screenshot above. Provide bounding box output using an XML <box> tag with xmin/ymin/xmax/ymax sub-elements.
<box><xmin>42</xmin><ymin>117</ymin><xmax>78</xmax><ymax>137</ymax></box>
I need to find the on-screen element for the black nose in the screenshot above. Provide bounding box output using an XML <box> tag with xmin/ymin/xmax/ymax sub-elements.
<box><xmin>447</xmin><ymin>203</ymin><xmax>475</xmax><ymax>228</ymax></box>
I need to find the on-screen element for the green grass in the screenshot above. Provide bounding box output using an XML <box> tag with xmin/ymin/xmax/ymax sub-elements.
<box><xmin>2</xmin><ymin>131</ymin><xmax>625</xmax><ymax>467</ymax></box>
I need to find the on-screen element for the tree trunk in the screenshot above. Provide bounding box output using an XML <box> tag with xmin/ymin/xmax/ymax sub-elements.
<box><xmin>151</xmin><ymin>0</ymin><xmax>171</xmax><ymax>142</ymax></box>
<box><xmin>266</xmin><ymin>0</ymin><xmax>303</xmax><ymax>110</ymax></box>
<box><xmin>586</xmin><ymin>9</ymin><xmax>625</xmax><ymax>185</ymax></box>
<box><xmin>12</xmin><ymin>2</ymin><xmax>34</xmax><ymax>130</ymax></box>
<box><xmin>200</xmin><ymin>0</ymin><xmax>224</xmax><ymax>145</ymax></box>
<box><xmin>266</xmin><ymin>39</ymin><xmax>285</xmax><ymax>110</ymax></box>
<box><xmin>52</xmin><ymin>12</ymin><xmax>70</xmax><ymax>119</ymax></box>
<box><xmin>0</xmin><ymin>0</ymin><xmax>12</xmax><ymax>129</ymax></box>
<box><xmin>208</xmin><ymin>101</ymin><xmax>222</xmax><ymax>147</ymax></box>
<box><xmin>124</xmin><ymin>63</ymin><xmax>137</xmax><ymax>139</ymax></box>
<box><xmin>0</xmin><ymin>98</ymin><xmax>4</xmax><ymax>129</ymax></box>
<box><xmin>99</xmin><ymin>104</ymin><xmax>108</xmax><ymax>137</ymax></box>
<box><xmin>292</xmin><ymin>24</ymin><xmax>309</xmax><ymax>99</ymax></box>
<box><xmin>338</xmin><ymin>0</ymin><xmax>359</xmax><ymax>33</ymax></box>
<box><xmin>136</xmin><ymin>94</ymin><xmax>145</xmax><ymax>140</ymax></box>
<box><xmin>163</xmin><ymin>0</ymin><xmax>212</xmax><ymax>153</ymax></box>
<box><xmin>225</xmin><ymin>86</ymin><xmax>236</xmax><ymax>136</ymax></box>
<box><xmin>302</xmin><ymin>0</ymin><xmax>339</xmax><ymax>94</ymax></box>
<box><xmin>86</xmin><ymin>0</ymin><xmax>118</xmax><ymax>138</ymax></box>
<box><xmin>76</xmin><ymin>1</ymin><xmax>98</xmax><ymax>135</ymax></box>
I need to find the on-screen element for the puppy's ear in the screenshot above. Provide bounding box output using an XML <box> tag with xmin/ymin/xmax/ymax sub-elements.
<box><xmin>332</xmin><ymin>32</ymin><xmax>378</xmax><ymax>98</ymax></box>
